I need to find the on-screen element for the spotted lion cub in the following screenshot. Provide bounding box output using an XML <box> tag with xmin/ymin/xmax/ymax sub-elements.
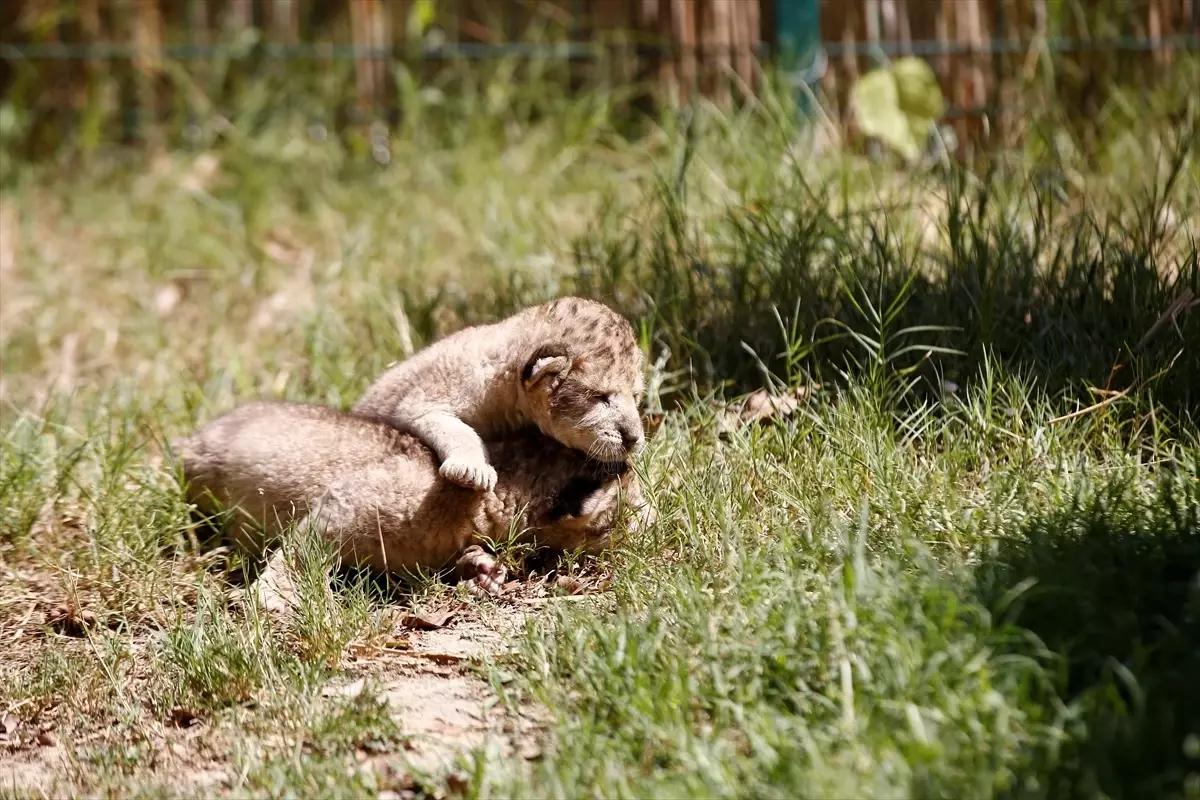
<box><xmin>175</xmin><ymin>401</ymin><xmax>652</xmax><ymax>602</ymax></box>
<box><xmin>353</xmin><ymin>296</ymin><xmax>646</xmax><ymax>492</ymax></box>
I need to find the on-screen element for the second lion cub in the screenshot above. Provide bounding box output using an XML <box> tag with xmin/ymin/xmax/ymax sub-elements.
<box><xmin>354</xmin><ymin>296</ymin><xmax>646</xmax><ymax>492</ymax></box>
<box><xmin>176</xmin><ymin>401</ymin><xmax>651</xmax><ymax>599</ymax></box>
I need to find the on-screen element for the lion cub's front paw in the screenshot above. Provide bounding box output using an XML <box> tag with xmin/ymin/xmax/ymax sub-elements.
<box><xmin>440</xmin><ymin>457</ymin><xmax>498</xmax><ymax>492</ymax></box>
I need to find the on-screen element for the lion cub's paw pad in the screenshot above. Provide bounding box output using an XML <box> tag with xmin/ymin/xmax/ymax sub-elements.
<box><xmin>455</xmin><ymin>546</ymin><xmax>508</xmax><ymax>596</ymax></box>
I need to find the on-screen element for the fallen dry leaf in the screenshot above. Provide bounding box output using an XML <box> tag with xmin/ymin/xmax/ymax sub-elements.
<box><xmin>345</xmin><ymin>638</ymin><xmax>411</xmax><ymax>660</ymax></box>
<box><xmin>399</xmin><ymin>607</ymin><xmax>459</xmax><ymax>631</ymax></box>
<box><xmin>555</xmin><ymin>575</ymin><xmax>586</xmax><ymax>595</ymax></box>
<box><xmin>414</xmin><ymin>651</ymin><xmax>469</xmax><ymax>665</ymax></box>
<box><xmin>716</xmin><ymin>385</ymin><xmax>819</xmax><ymax>435</ymax></box>
<box><xmin>738</xmin><ymin>386</ymin><xmax>813</xmax><ymax>423</ymax></box>
<box><xmin>36</xmin><ymin>731</ymin><xmax>57</xmax><ymax>747</ymax></box>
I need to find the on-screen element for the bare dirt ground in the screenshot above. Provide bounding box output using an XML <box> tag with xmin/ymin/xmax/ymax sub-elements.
<box><xmin>0</xmin><ymin>582</ymin><xmax>586</xmax><ymax>798</ymax></box>
<box><xmin>341</xmin><ymin>611</ymin><xmax>547</xmax><ymax>776</ymax></box>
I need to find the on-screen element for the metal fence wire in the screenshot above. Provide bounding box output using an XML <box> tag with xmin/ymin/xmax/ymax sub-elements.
<box><xmin>1</xmin><ymin>0</ymin><xmax>1197</xmax><ymax>152</ymax></box>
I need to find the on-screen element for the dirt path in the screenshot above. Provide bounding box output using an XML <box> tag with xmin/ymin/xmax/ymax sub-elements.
<box><xmin>1</xmin><ymin>601</ymin><xmax>549</xmax><ymax>797</ymax></box>
<box><xmin>328</xmin><ymin>610</ymin><xmax>546</xmax><ymax>777</ymax></box>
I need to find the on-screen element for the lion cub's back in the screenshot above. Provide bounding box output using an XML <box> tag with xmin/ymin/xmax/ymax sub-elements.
<box><xmin>176</xmin><ymin>402</ymin><xmax>436</xmax><ymax>539</ymax></box>
<box><xmin>351</xmin><ymin>319</ymin><xmax>505</xmax><ymax>420</ymax></box>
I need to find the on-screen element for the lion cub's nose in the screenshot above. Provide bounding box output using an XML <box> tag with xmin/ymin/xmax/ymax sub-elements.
<box><xmin>621</xmin><ymin>426</ymin><xmax>644</xmax><ymax>452</ymax></box>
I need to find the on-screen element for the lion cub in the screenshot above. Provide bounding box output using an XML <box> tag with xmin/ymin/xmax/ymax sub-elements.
<box><xmin>353</xmin><ymin>296</ymin><xmax>646</xmax><ymax>493</ymax></box>
<box><xmin>175</xmin><ymin>402</ymin><xmax>651</xmax><ymax>595</ymax></box>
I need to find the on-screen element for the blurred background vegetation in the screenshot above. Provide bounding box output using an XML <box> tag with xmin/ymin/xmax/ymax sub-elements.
<box><xmin>2</xmin><ymin>0</ymin><xmax>1197</xmax><ymax>161</ymax></box>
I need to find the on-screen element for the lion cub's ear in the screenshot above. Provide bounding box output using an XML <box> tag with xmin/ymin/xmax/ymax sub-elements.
<box><xmin>522</xmin><ymin>343</ymin><xmax>573</xmax><ymax>387</ymax></box>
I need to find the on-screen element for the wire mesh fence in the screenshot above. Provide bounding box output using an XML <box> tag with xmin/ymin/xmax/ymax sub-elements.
<box><xmin>1</xmin><ymin>0</ymin><xmax>1197</xmax><ymax>157</ymax></box>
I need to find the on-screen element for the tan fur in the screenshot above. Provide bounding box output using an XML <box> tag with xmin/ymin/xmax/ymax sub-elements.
<box><xmin>174</xmin><ymin>402</ymin><xmax>651</xmax><ymax>580</ymax></box>
<box><xmin>352</xmin><ymin>296</ymin><xmax>646</xmax><ymax>492</ymax></box>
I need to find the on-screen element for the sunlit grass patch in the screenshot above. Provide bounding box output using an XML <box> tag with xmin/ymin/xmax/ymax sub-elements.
<box><xmin>1</xmin><ymin>60</ymin><xmax>1197</xmax><ymax>797</ymax></box>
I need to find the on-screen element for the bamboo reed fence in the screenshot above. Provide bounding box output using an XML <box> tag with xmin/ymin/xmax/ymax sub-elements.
<box><xmin>813</xmin><ymin>0</ymin><xmax>1198</xmax><ymax>144</ymax></box>
<box><xmin>1</xmin><ymin>0</ymin><xmax>1197</xmax><ymax>155</ymax></box>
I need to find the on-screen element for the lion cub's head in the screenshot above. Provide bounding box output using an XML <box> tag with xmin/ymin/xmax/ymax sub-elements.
<box><xmin>518</xmin><ymin>299</ymin><xmax>646</xmax><ymax>463</ymax></box>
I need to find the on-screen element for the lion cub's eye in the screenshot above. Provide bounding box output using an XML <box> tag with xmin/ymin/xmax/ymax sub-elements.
<box><xmin>597</xmin><ymin>393</ymin><xmax>614</xmax><ymax>405</ymax></box>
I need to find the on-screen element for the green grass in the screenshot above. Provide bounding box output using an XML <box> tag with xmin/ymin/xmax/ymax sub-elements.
<box><xmin>2</xmin><ymin>59</ymin><xmax>1199</xmax><ymax>798</ymax></box>
<box><xmin>477</xmin><ymin>394</ymin><xmax>1200</xmax><ymax>798</ymax></box>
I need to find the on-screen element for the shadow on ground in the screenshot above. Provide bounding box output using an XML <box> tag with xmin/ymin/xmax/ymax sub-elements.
<box><xmin>559</xmin><ymin>163</ymin><xmax>1200</xmax><ymax>418</ymax></box>
<box><xmin>975</xmin><ymin>458</ymin><xmax>1200</xmax><ymax>797</ymax></box>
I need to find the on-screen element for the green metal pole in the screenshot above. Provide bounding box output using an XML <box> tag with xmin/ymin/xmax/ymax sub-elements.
<box><xmin>776</xmin><ymin>0</ymin><xmax>822</xmax><ymax>119</ymax></box>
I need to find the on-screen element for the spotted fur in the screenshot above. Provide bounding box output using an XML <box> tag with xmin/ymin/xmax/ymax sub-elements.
<box><xmin>174</xmin><ymin>401</ymin><xmax>653</xmax><ymax>604</ymax></box>
<box><xmin>352</xmin><ymin>296</ymin><xmax>646</xmax><ymax>492</ymax></box>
